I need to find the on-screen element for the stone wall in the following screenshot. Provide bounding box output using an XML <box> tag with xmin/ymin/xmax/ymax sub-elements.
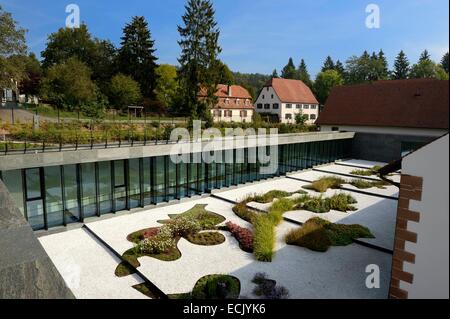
<box><xmin>0</xmin><ymin>180</ymin><xmax>74</xmax><ymax>299</ymax></box>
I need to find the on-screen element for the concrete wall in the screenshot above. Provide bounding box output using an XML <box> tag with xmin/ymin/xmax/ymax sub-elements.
<box><xmin>0</xmin><ymin>180</ymin><xmax>74</xmax><ymax>299</ymax></box>
<box><xmin>350</xmin><ymin>132</ymin><xmax>439</xmax><ymax>163</ymax></box>
<box><xmin>0</xmin><ymin>132</ymin><xmax>354</xmax><ymax>171</ymax></box>
<box><xmin>320</xmin><ymin>125</ymin><xmax>448</xmax><ymax>137</ymax></box>
<box><xmin>399</xmin><ymin>134</ymin><xmax>449</xmax><ymax>298</ymax></box>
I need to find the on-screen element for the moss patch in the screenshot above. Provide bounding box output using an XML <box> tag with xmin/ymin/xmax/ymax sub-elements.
<box><xmin>186</xmin><ymin>231</ymin><xmax>225</xmax><ymax>246</ymax></box>
<box><xmin>350</xmin><ymin>179</ymin><xmax>389</xmax><ymax>189</ymax></box>
<box><xmin>158</xmin><ymin>204</ymin><xmax>225</xmax><ymax>230</ymax></box>
<box><xmin>303</xmin><ymin>177</ymin><xmax>345</xmax><ymax>193</ymax></box>
<box><xmin>285</xmin><ymin>217</ymin><xmax>375</xmax><ymax>252</ymax></box>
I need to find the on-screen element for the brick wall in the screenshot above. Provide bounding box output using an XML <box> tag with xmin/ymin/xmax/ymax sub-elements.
<box><xmin>389</xmin><ymin>174</ymin><xmax>423</xmax><ymax>299</ymax></box>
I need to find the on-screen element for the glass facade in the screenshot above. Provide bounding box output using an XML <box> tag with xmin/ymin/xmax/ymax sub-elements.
<box><xmin>0</xmin><ymin>139</ymin><xmax>351</xmax><ymax>231</ymax></box>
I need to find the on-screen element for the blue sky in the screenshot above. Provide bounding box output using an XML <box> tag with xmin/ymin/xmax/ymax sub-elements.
<box><xmin>3</xmin><ymin>0</ymin><xmax>449</xmax><ymax>78</ymax></box>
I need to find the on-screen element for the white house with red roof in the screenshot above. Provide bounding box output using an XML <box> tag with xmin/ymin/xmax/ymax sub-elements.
<box><xmin>199</xmin><ymin>84</ymin><xmax>255</xmax><ymax>123</ymax></box>
<box><xmin>255</xmin><ymin>78</ymin><xmax>319</xmax><ymax>124</ymax></box>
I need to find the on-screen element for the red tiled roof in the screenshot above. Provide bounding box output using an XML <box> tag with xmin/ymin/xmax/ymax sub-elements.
<box><xmin>199</xmin><ymin>84</ymin><xmax>254</xmax><ymax>110</ymax></box>
<box><xmin>199</xmin><ymin>84</ymin><xmax>252</xmax><ymax>99</ymax></box>
<box><xmin>316</xmin><ymin>79</ymin><xmax>449</xmax><ymax>129</ymax></box>
<box><xmin>265</xmin><ymin>78</ymin><xmax>318</xmax><ymax>104</ymax></box>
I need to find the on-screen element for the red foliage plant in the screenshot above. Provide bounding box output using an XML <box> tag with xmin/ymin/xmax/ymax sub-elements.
<box><xmin>226</xmin><ymin>222</ymin><xmax>254</xmax><ymax>252</ymax></box>
<box><xmin>142</xmin><ymin>228</ymin><xmax>160</xmax><ymax>239</ymax></box>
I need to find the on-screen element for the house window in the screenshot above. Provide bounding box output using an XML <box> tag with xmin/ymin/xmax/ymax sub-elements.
<box><xmin>285</xmin><ymin>114</ymin><xmax>292</xmax><ymax>120</ymax></box>
<box><xmin>262</xmin><ymin>95</ymin><xmax>265</xmax><ymax>99</ymax></box>
<box><xmin>266</xmin><ymin>87</ymin><xmax>269</xmax><ymax>91</ymax></box>
<box><xmin>245</xmin><ymin>100</ymin><xmax>250</xmax><ymax>105</ymax></box>
<box><xmin>310</xmin><ymin>104</ymin><xmax>317</xmax><ymax>110</ymax></box>
<box><xmin>236</xmin><ymin>99</ymin><xmax>240</xmax><ymax>105</ymax></box>
<box><xmin>273</xmin><ymin>103</ymin><xmax>279</xmax><ymax>109</ymax></box>
<box><xmin>332</xmin><ymin>127</ymin><xmax>339</xmax><ymax>131</ymax></box>
<box><xmin>225</xmin><ymin>110</ymin><xmax>232</xmax><ymax>117</ymax></box>
<box><xmin>286</xmin><ymin>104</ymin><xmax>292</xmax><ymax>109</ymax></box>
<box><xmin>264</xmin><ymin>103</ymin><xmax>270</xmax><ymax>109</ymax></box>
<box><xmin>271</xmin><ymin>94</ymin><xmax>274</xmax><ymax>99</ymax></box>
<box><xmin>296</xmin><ymin>104</ymin><xmax>301</xmax><ymax>109</ymax></box>
<box><xmin>240</xmin><ymin>110</ymin><xmax>247</xmax><ymax>117</ymax></box>
<box><xmin>303</xmin><ymin>104</ymin><xmax>310</xmax><ymax>109</ymax></box>
<box><xmin>257</xmin><ymin>103</ymin><xmax>263</xmax><ymax>109</ymax></box>
<box><xmin>214</xmin><ymin>110</ymin><xmax>222</xmax><ymax>117</ymax></box>
<box><xmin>310</xmin><ymin>114</ymin><xmax>316</xmax><ymax>120</ymax></box>
<box><xmin>225</xmin><ymin>99</ymin><xmax>230</xmax><ymax>105</ymax></box>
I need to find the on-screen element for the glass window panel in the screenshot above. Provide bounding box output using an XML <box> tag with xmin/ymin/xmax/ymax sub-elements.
<box><xmin>167</xmin><ymin>157</ymin><xmax>177</xmax><ymax>201</ymax></box>
<box><xmin>45</xmin><ymin>166</ymin><xmax>63</xmax><ymax>228</ymax></box>
<box><xmin>25</xmin><ymin>168</ymin><xmax>44</xmax><ymax>230</ymax></box>
<box><xmin>143</xmin><ymin>158</ymin><xmax>151</xmax><ymax>206</ymax></box>
<box><xmin>81</xmin><ymin>163</ymin><xmax>96</xmax><ymax>217</ymax></box>
<box><xmin>154</xmin><ymin>156</ymin><xmax>165</xmax><ymax>203</ymax></box>
<box><xmin>113</xmin><ymin>160</ymin><xmax>127</xmax><ymax>211</ymax></box>
<box><xmin>63</xmin><ymin>165</ymin><xmax>80</xmax><ymax>224</ymax></box>
<box><xmin>98</xmin><ymin>161</ymin><xmax>112</xmax><ymax>214</ymax></box>
<box><xmin>129</xmin><ymin>159</ymin><xmax>140</xmax><ymax>209</ymax></box>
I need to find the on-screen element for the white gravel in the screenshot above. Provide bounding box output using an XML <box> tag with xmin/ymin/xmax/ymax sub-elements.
<box><xmin>38</xmin><ymin>228</ymin><xmax>149</xmax><ymax>299</ymax></box>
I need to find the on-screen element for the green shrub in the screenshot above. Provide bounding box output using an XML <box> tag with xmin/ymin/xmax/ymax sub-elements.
<box><xmin>253</xmin><ymin>190</ymin><xmax>291</xmax><ymax>203</ymax></box>
<box><xmin>253</xmin><ymin>216</ymin><xmax>276</xmax><ymax>262</ymax></box>
<box><xmin>191</xmin><ymin>275</ymin><xmax>240</xmax><ymax>299</ymax></box>
<box><xmin>350</xmin><ymin>169</ymin><xmax>374</xmax><ymax>176</ymax></box>
<box><xmin>303</xmin><ymin>176</ymin><xmax>345</xmax><ymax>193</ymax></box>
<box><xmin>328</xmin><ymin>193</ymin><xmax>358</xmax><ymax>212</ymax></box>
<box><xmin>302</xmin><ymin>196</ymin><xmax>331</xmax><ymax>214</ymax></box>
<box><xmin>285</xmin><ymin>217</ymin><xmax>374</xmax><ymax>252</ymax></box>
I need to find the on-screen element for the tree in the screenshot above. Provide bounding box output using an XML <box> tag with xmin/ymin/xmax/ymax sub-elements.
<box><xmin>178</xmin><ymin>0</ymin><xmax>221</xmax><ymax>121</ymax></box>
<box><xmin>40</xmin><ymin>57</ymin><xmax>97</xmax><ymax>110</ymax></box>
<box><xmin>314</xmin><ymin>70</ymin><xmax>343</xmax><ymax>105</ymax></box>
<box><xmin>410</xmin><ymin>59</ymin><xmax>448</xmax><ymax>80</ymax></box>
<box><xmin>441</xmin><ymin>52</ymin><xmax>449</xmax><ymax>74</ymax></box>
<box><xmin>117</xmin><ymin>16</ymin><xmax>158</xmax><ymax>98</ymax></box>
<box><xmin>377</xmin><ymin>50</ymin><xmax>389</xmax><ymax>79</ymax></box>
<box><xmin>295</xmin><ymin>113</ymin><xmax>308</xmax><ymax>125</ymax></box>
<box><xmin>41</xmin><ymin>24</ymin><xmax>116</xmax><ymax>94</ymax></box>
<box><xmin>155</xmin><ymin>64</ymin><xmax>179</xmax><ymax>110</ymax></box>
<box><xmin>109</xmin><ymin>73</ymin><xmax>142</xmax><ymax>110</ymax></box>
<box><xmin>335</xmin><ymin>60</ymin><xmax>345</xmax><ymax>77</ymax></box>
<box><xmin>297</xmin><ymin>59</ymin><xmax>313</xmax><ymax>88</ymax></box>
<box><xmin>281</xmin><ymin>57</ymin><xmax>297</xmax><ymax>79</ymax></box>
<box><xmin>410</xmin><ymin>50</ymin><xmax>448</xmax><ymax>79</ymax></box>
<box><xmin>392</xmin><ymin>50</ymin><xmax>410</xmax><ymax>79</ymax></box>
<box><xmin>18</xmin><ymin>53</ymin><xmax>42</xmax><ymax>101</ymax></box>
<box><xmin>272</xmin><ymin>69</ymin><xmax>279</xmax><ymax>78</ymax></box>
<box><xmin>345</xmin><ymin>50</ymin><xmax>388</xmax><ymax>84</ymax></box>
<box><xmin>321</xmin><ymin>56</ymin><xmax>335</xmax><ymax>72</ymax></box>
<box><xmin>0</xmin><ymin>5</ymin><xmax>27</xmax><ymax>90</ymax></box>
<box><xmin>216</xmin><ymin>61</ymin><xmax>235</xmax><ymax>85</ymax></box>
<box><xmin>419</xmin><ymin>50</ymin><xmax>431</xmax><ymax>63</ymax></box>
<box><xmin>0</xmin><ymin>6</ymin><xmax>26</xmax><ymax>57</ymax></box>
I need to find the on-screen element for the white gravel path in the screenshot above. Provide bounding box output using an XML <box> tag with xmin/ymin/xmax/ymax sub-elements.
<box><xmin>38</xmin><ymin>228</ymin><xmax>148</xmax><ymax>299</ymax></box>
<box><xmin>311</xmin><ymin>164</ymin><xmax>401</xmax><ymax>184</ymax></box>
<box><xmin>336</xmin><ymin>159</ymin><xmax>388</xmax><ymax>168</ymax></box>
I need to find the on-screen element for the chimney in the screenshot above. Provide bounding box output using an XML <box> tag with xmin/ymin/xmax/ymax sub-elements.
<box><xmin>227</xmin><ymin>85</ymin><xmax>232</xmax><ymax>97</ymax></box>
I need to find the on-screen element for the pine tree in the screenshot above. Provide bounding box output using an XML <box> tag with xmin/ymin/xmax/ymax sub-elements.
<box><xmin>321</xmin><ymin>56</ymin><xmax>335</xmax><ymax>72</ymax></box>
<box><xmin>272</xmin><ymin>69</ymin><xmax>279</xmax><ymax>78</ymax></box>
<box><xmin>178</xmin><ymin>0</ymin><xmax>221</xmax><ymax>121</ymax></box>
<box><xmin>335</xmin><ymin>60</ymin><xmax>345</xmax><ymax>76</ymax></box>
<box><xmin>392</xmin><ymin>50</ymin><xmax>410</xmax><ymax>79</ymax></box>
<box><xmin>297</xmin><ymin>59</ymin><xmax>313</xmax><ymax>88</ymax></box>
<box><xmin>419</xmin><ymin>50</ymin><xmax>431</xmax><ymax>62</ymax></box>
<box><xmin>281</xmin><ymin>58</ymin><xmax>297</xmax><ymax>79</ymax></box>
<box><xmin>377</xmin><ymin>49</ymin><xmax>389</xmax><ymax>79</ymax></box>
<box><xmin>441</xmin><ymin>52</ymin><xmax>449</xmax><ymax>74</ymax></box>
<box><xmin>118</xmin><ymin>16</ymin><xmax>158</xmax><ymax>99</ymax></box>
